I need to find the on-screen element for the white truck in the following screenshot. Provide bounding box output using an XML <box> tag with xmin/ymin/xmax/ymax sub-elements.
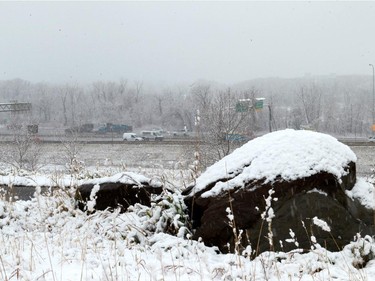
<box><xmin>141</xmin><ymin>131</ymin><xmax>164</xmax><ymax>141</ymax></box>
<box><xmin>122</xmin><ymin>133</ymin><xmax>143</xmax><ymax>141</ymax></box>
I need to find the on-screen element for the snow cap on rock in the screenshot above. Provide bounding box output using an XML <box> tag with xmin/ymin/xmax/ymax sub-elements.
<box><xmin>82</xmin><ymin>172</ymin><xmax>160</xmax><ymax>187</ymax></box>
<box><xmin>192</xmin><ymin>129</ymin><xmax>357</xmax><ymax>198</ymax></box>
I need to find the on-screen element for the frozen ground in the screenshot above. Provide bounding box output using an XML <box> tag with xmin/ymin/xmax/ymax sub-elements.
<box><xmin>350</xmin><ymin>146</ymin><xmax>375</xmax><ymax>177</ymax></box>
<box><xmin>37</xmin><ymin>143</ymin><xmax>375</xmax><ymax>179</ymax></box>
<box><xmin>0</xmin><ymin>141</ymin><xmax>372</xmax><ymax>176</ymax></box>
<box><xmin>37</xmin><ymin>143</ymin><xmax>195</xmax><ymax>172</ymax></box>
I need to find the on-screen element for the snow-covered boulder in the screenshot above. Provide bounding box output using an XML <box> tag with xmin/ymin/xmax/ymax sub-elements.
<box><xmin>0</xmin><ymin>171</ymin><xmax>163</xmax><ymax>212</ymax></box>
<box><xmin>183</xmin><ymin>129</ymin><xmax>372</xmax><ymax>254</ymax></box>
<box><xmin>76</xmin><ymin>172</ymin><xmax>163</xmax><ymax>212</ymax></box>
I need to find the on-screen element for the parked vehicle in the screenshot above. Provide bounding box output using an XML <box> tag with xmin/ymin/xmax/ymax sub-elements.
<box><xmin>173</xmin><ymin>129</ymin><xmax>189</xmax><ymax>137</ymax></box>
<box><xmin>94</xmin><ymin>123</ymin><xmax>133</xmax><ymax>134</ymax></box>
<box><xmin>123</xmin><ymin>133</ymin><xmax>143</xmax><ymax>141</ymax></box>
<box><xmin>141</xmin><ymin>131</ymin><xmax>164</xmax><ymax>141</ymax></box>
<box><xmin>7</xmin><ymin>124</ymin><xmax>39</xmax><ymax>133</ymax></box>
<box><xmin>152</xmin><ymin>128</ymin><xmax>166</xmax><ymax>135</ymax></box>
<box><xmin>7</xmin><ymin>124</ymin><xmax>22</xmax><ymax>130</ymax></box>
<box><xmin>224</xmin><ymin>133</ymin><xmax>250</xmax><ymax>142</ymax></box>
<box><xmin>65</xmin><ymin>123</ymin><xmax>94</xmax><ymax>134</ymax></box>
<box><xmin>27</xmin><ymin>124</ymin><xmax>38</xmax><ymax>134</ymax></box>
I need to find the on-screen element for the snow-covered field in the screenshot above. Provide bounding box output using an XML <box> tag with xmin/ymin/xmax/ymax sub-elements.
<box><xmin>38</xmin><ymin>142</ymin><xmax>194</xmax><ymax>172</ymax></box>
<box><xmin>4</xmin><ymin>141</ymin><xmax>372</xmax><ymax>176</ymax></box>
<box><xmin>1</xmin><ymin>140</ymin><xmax>375</xmax><ymax>281</ymax></box>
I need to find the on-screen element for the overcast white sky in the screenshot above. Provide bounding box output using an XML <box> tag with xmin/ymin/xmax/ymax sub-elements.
<box><xmin>1</xmin><ymin>1</ymin><xmax>375</xmax><ymax>85</ymax></box>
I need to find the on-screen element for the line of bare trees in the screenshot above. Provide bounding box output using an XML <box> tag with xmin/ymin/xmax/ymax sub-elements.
<box><xmin>0</xmin><ymin>76</ymin><xmax>374</xmax><ymax>168</ymax></box>
<box><xmin>0</xmin><ymin>75</ymin><xmax>372</xmax><ymax>165</ymax></box>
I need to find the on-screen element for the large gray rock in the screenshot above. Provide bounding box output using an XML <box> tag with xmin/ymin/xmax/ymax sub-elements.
<box><xmin>183</xmin><ymin>130</ymin><xmax>373</xmax><ymax>255</ymax></box>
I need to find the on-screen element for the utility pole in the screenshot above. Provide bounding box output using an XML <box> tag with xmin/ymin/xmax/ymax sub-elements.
<box><xmin>268</xmin><ymin>104</ymin><xmax>272</xmax><ymax>132</ymax></box>
<box><xmin>370</xmin><ymin>64</ymin><xmax>375</xmax><ymax>135</ymax></box>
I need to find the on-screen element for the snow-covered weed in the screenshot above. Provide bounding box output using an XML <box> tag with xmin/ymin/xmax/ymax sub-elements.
<box><xmin>226</xmin><ymin>205</ymin><xmax>244</xmax><ymax>257</ymax></box>
<box><xmin>86</xmin><ymin>184</ymin><xmax>100</xmax><ymax>213</ymax></box>
<box><xmin>261</xmin><ymin>188</ymin><xmax>277</xmax><ymax>251</ymax></box>
<box><xmin>131</xmin><ymin>189</ymin><xmax>191</xmax><ymax>238</ymax></box>
<box><xmin>347</xmin><ymin>234</ymin><xmax>375</xmax><ymax>269</ymax></box>
<box><xmin>253</xmin><ymin>188</ymin><xmax>278</xmax><ymax>256</ymax></box>
<box><xmin>313</xmin><ymin>216</ymin><xmax>331</xmax><ymax>232</ymax></box>
<box><xmin>285</xmin><ymin>229</ymin><xmax>299</xmax><ymax>248</ymax></box>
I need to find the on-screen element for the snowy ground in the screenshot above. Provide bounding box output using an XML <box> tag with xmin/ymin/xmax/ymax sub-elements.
<box><xmin>0</xmin><ymin>141</ymin><xmax>371</xmax><ymax>175</ymax></box>
<box><xmin>0</xmin><ymin>140</ymin><xmax>375</xmax><ymax>280</ymax></box>
<box><xmin>37</xmin><ymin>142</ymin><xmax>195</xmax><ymax>172</ymax></box>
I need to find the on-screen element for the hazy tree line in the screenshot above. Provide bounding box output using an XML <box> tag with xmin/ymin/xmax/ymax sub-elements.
<box><xmin>0</xmin><ymin>75</ymin><xmax>372</xmax><ymax>170</ymax></box>
<box><xmin>0</xmin><ymin>75</ymin><xmax>372</xmax><ymax>138</ymax></box>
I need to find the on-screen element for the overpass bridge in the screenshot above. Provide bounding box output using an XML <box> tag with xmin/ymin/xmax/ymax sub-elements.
<box><xmin>0</xmin><ymin>102</ymin><xmax>31</xmax><ymax>112</ymax></box>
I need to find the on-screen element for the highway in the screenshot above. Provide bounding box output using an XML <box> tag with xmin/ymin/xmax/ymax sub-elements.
<box><xmin>0</xmin><ymin>132</ymin><xmax>374</xmax><ymax>146</ymax></box>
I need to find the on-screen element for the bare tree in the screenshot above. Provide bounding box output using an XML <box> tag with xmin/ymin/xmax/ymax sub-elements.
<box><xmin>58</xmin><ymin>83</ymin><xmax>86</xmax><ymax>126</ymax></box>
<box><xmin>0</xmin><ymin>125</ymin><xmax>43</xmax><ymax>171</ymax></box>
<box><xmin>59</xmin><ymin>132</ymin><xmax>85</xmax><ymax>175</ymax></box>
<box><xmin>57</xmin><ymin>85</ymin><xmax>71</xmax><ymax>126</ymax></box>
<box><xmin>35</xmin><ymin>83</ymin><xmax>52</xmax><ymax>122</ymax></box>
<box><xmin>134</xmin><ymin>80</ymin><xmax>143</xmax><ymax>103</ymax></box>
<box><xmin>198</xmin><ymin>88</ymin><xmax>250</xmax><ymax>166</ymax></box>
<box><xmin>297</xmin><ymin>83</ymin><xmax>322</xmax><ymax>129</ymax></box>
<box><xmin>0</xmin><ymin>78</ymin><xmax>31</xmax><ymax>101</ymax></box>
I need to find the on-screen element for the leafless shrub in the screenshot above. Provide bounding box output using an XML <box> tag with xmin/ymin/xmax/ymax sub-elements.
<box><xmin>59</xmin><ymin>131</ymin><xmax>85</xmax><ymax>176</ymax></box>
<box><xmin>0</xmin><ymin>125</ymin><xmax>43</xmax><ymax>172</ymax></box>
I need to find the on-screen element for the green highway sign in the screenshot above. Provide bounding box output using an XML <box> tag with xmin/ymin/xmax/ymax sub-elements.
<box><xmin>255</xmin><ymin>99</ymin><xmax>264</xmax><ymax>110</ymax></box>
<box><xmin>236</xmin><ymin>102</ymin><xmax>248</xmax><ymax>112</ymax></box>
